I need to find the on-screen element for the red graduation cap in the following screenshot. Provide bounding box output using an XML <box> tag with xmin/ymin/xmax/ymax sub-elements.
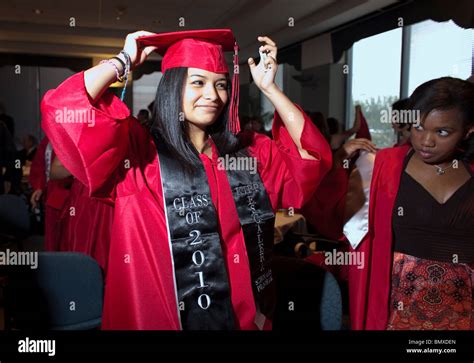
<box><xmin>138</xmin><ymin>29</ymin><xmax>241</xmax><ymax>134</ymax></box>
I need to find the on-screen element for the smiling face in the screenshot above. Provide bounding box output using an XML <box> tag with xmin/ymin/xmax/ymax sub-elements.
<box><xmin>182</xmin><ymin>68</ymin><xmax>229</xmax><ymax>130</ymax></box>
<box><xmin>410</xmin><ymin>108</ymin><xmax>470</xmax><ymax>164</ymax></box>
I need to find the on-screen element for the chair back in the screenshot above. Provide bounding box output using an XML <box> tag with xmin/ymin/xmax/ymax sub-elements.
<box><xmin>0</xmin><ymin>194</ymin><xmax>30</xmax><ymax>241</ymax></box>
<box><xmin>5</xmin><ymin>252</ymin><xmax>104</xmax><ymax>330</ymax></box>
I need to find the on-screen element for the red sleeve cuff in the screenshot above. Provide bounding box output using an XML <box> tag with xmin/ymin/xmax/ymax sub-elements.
<box><xmin>81</xmin><ymin>71</ymin><xmax>131</xmax><ymax>121</ymax></box>
<box><xmin>271</xmin><ymin>103</ymin><xmax>332</xmax><ymax>164</ymax></box>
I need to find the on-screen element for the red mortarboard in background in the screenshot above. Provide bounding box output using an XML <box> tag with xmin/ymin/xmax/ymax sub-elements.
<box><xmin>355</xmin><ymin>107</ymin><xmax>372</xmax><ymax>141</ymax></box>
<box><xmin>138</xmin><ymin>29</ymin><xmax>241</xmax><ymax>134</ymax></box>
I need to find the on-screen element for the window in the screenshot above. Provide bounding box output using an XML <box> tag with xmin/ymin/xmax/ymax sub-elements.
<box><xmin>406</xmin><ymin>20</ymin><xmax>473</xmax><ymax>95</ymax></box>
<box><xmin>132</xmin><ymin>72</ymin><xmax>162</xmax><ymax>118</ymax></box>
<box><xmin>349</xmin><ymin>28</ymin><xmax>402</xmax><ymax>148</ymax></box>
<box><xmin>347</xmin><ymin>19</ymin><xmax>473</xmax><ymax>149</ymax></box>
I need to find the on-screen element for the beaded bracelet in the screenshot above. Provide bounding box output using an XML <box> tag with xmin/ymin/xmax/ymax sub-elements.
<box><xmin>99</xmin><ymin>51</ymin><xmax>132</xmax><ymax>101</ymax></box>
<box><xmin>99</xmin><ymin>59</ymin><xmax>124</xmax><ymax>82</ymax></box>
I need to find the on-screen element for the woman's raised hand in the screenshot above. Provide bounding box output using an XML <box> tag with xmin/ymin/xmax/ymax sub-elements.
<box><xmin>248</xmin><ymin>36</ymin><xmax>278</xmax><ymax>93</ymax></box>
<box><xmin>122</xmin><ymin>30</ymin><xmax>158</xmax><ymax>69</ymax></box>
<box><xmin>85</xmin><ymin>31</ymin><xmax>156</xmax><ymax>101</ymax></box>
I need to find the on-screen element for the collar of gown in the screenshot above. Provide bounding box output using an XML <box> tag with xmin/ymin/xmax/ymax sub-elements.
<box><xmin>199</xmin><ymin>136</ymin><xmax>220</xmax><ymax>165</ymax></box>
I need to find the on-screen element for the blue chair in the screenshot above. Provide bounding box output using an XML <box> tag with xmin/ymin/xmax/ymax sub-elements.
<box><xmin>4</xmin><ymin>252</ymin><xmax>104</xmax><ymax>330</ymax></box>
<box><xmin>320</xmin><ymin>270</ymin><xmax>342</xmax><ymax>330</ymax></box>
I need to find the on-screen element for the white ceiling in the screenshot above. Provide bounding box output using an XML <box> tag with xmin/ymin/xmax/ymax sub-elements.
<box><xmin>0</xmin><ymin>0</ymin><xmax>398</xmax><ymax>61</ymax></box>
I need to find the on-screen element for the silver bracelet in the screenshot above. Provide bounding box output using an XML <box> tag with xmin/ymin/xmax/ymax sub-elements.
<box><xmin>119</xmin><ymin>50</ymin><xmax>132</xmax><ymax>101</ymax></box>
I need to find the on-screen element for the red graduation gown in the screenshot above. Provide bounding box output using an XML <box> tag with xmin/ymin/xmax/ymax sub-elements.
<box><xmin>29</xmin><ymin>136</ymin><xmax>72</xmax><ymax>251</ymax></box>
<box><xmin>59</xmin><ymin>178</ymin><xmax>114</xmax><ymax>272</ymax></box>
<box><xmin>348</xmin><ymin>144</ymin><xmax>474</xmax><ymax>330</ymax></box>
<box><xmin>302</xmin><ymin>165</ymin><xmax>351</xmax><ymax>281</ymax></box>
<box><xmin>28</xmin><ymin>137</ymin><xmax>49</xmax><ymax>192</ymax></box>
<box><xmin>302</xmin><ymin>165</ymin><xmax>349</xmax><ymax>241</ymax></box>
<box><xmin>41</xmin><ymin>72</ymin><xmax>332</xmax><ymax>330</ymax></box>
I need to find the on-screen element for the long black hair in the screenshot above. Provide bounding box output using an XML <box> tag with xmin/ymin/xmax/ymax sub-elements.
<box><xmin>409</xmin><ymin>77</ymin><xmax>474</xmax><ymax>161</ymax></box>
<box><xmin>151</xmin><ymin>67</ymin><xmax>242</xmax><ymax>171</ymax></box>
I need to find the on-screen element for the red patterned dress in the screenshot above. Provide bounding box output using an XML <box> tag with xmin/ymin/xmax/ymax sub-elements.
<box><xmin>387</xmin><ymin>149</ymin><xmax>474</xmax><ymax>330</ymax></box>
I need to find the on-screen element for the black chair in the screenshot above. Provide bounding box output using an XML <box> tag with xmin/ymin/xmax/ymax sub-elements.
<box><xmin>4</xmin><ymin>252</ymin><xmax>104</xmax><ymax>330</ymax></box>
<box><xmin>0</xmin><ymin>194</ymin><xmax>31</xmax><ymax>248</ymax></box>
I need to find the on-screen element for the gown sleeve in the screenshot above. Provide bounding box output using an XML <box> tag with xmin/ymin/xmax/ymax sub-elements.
<box><xmin>40</xmin><ymin>71</ymin><xmax>132</xmax><ymax>198</ymax></box>
<box><xmin>246</xmin><ymin>105</ymin><xmax>332</xmax><ymax>210</ymax></box>
<box><xmin>29</xmin><ymin>136</ymin><xmax>49</xmax><ymax>190</ymax></box>
<box><xmin>302</xmin><ymin>165</ymin><xmax>349</xmax><ymax>240</ymax></box>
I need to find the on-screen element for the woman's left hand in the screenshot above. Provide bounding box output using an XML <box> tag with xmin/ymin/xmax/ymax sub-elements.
<box><xmin>248</xmin><ymin>36</ymin><xmax>278</xmax><ymax>93</ymax></box>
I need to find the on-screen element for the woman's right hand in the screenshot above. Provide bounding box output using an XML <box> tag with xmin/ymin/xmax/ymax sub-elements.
<box><xmin>85</xmin><ymin>30</ymin><xmax>157</xmax><ymax>101</ymax></box>
<box><xmin>333</xmin><ymin>138</ymin><xmax>377</xmax><ymax>168</ymax></box>
<box><xmin>339</xmin><ymin>138</ymin><xmax>377</xmax><ymax>159</ymax></box>
<box><xmin>122</xmin><ymin>30</ymin><xmax>158</xmax><ymax>69</ymax></box>
<box><xmin>30</xmin><ymin>189</ymin><xmax>43</xmax><ymax>209</ymax></box>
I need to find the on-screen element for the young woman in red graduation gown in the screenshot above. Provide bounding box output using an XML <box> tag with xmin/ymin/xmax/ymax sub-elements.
<box><xmin>41</xmin><ymin>29</ymin><xmax>332</xmax><ymax>330</ymax></box>
<box><xmin>302</xmin><ymin>106</ymin><xmax>376</xmax><ymax>241</ymax></box>
<box><xmin>30</xmin><ymin>142</ymin><xmax>112</xmax><ymax>271</ymax></box>
<box><xmin>29</xmin><ymin>136</ymin><xmax>73</xmax><ymax>251</ymax></box>
<box><xmin>350</xmin><ymin>77</ymin><xmax>474</xmax><ymax>330</ymax></box>
<box><xmin>47</xmin><ymin>157</ymin><xmax>114</xmax><ymax>272</ymax></box>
